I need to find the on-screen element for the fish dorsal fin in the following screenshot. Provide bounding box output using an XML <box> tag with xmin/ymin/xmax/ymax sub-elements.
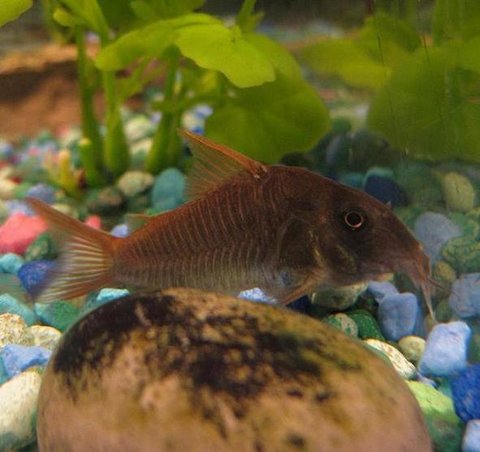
<box><xmin>179</xmin><ymin>129</ymin><xmax>267</xmax><ymax>200</ymax></box>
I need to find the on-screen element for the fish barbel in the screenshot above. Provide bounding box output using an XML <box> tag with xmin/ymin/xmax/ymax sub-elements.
<box><xmin>26</xmin><ymin>130</ymin><xmax>433</xmax><ymax>315</ymax></box>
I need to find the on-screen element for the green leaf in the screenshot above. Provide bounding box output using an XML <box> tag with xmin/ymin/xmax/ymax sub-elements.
<box><xmin>143</xmin><ymin>0</ymin><xmax>205</xmax><ymax>18</ymax></box>
<box><xmin>174</xmin><ymin>20</ymin><xmax>275</xmax><ymax>88</ymax></box>
<box><xmin>459</xmin><ymin>36</ymin><xmax>480</xmax><ymax>73</ymax></box>
<box><xmin>301</xmin><ymin>39</ymin><xmax>391</xmax><ymax>90</ymax></box>
<box><xmin>57</xmin><ymin>0</ymin><xmax>109</xmax><ymax>37</ymax></box>
<box><xmin>95</xmin><ymin>20</ymin><xmax>175</xmax><ymax>70</ymax></box>
<box><xmin>359</xmin><ymin>12</ymin><xmax>421</xmax><ymax>67</ymax></box>
<box><xmin>433</xmin><ymin>0</ymin><xmax>480</xmax><ymax>44</ymax></box>
<box><xmin>205</xmin><ymin>73</ymin><xmax>330</xmax><ymax>162</ymax></box>
<box><xmin>368</xmin><ymin>47</ymin><xmax>480</xmax><ymax>163</ymax></box>
<box><xmin>53</xmin><ymin>7</ymin><xmax>78</xmax><ymax>27</ymax></box>
<box><xmin>0</xmin><ymin>0</ymin><xmax>32</xmax><ymax>28</ymax></box>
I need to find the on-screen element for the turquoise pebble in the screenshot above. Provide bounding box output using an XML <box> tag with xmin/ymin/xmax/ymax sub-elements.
<box><xmin>151</xmin><ymin>168</ymin><xmax>185</xmax><ymax>209</ymax></box>
<box><xmin>0</xmin><ymin>254</ymin><xmax>24</xmax><ymax>274</ymax></box>
<box><xmin>34</xmin><ymin>302</ymin><xmax>80</xmax><ymax>332</ymax></box>
<box><xmin>84</xmin><ymin>288</ymin><xmax>129</xmax><ymax>313</ymax></box>
<box><xmin>0</xmin><ymin>294</ymin><xmax>36</xmax><ymax>326</ymax></box>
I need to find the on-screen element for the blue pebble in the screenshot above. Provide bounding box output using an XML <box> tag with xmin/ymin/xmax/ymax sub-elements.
<box><xmin>193</xmin><ymin>105</ymin><xmax>213</xmax><ymax>118</ymax></box>
<box><xmin>451</xmin><ymin>364</ymin><xmax>480</xmax><ymax>422</ymax></box>
<box><xmin>151</xmin><ymin>168</ymin><xmax>185</xmax><ymax>208</ymax></box>
<box><xmin>0</xmin><ymin>344</ymin><xmax>51</xmax><ymax>378</ymax></box>
<box><xmin>25</xmin><ymin>183</ymin><xmax>56</xmax><ymax>204</ymax></box>
<box><xmin>85</xmin><ymin>288</ymin><xmax>129</xmax><ymax>312</ymax></box>
<box><xmin>414</xmin><ymin>212</ymin><xmax>462</xmax><ymax>263</ymax></box>
<box><xmin>338</xmin><ymin>172</ymin><xmax>364</xmax><ymax>189</ymax></box>
<box><xmin>0</xmin><ymin>253</ymin><xmax>24</xmax><ymax>274</ymax></box>
<box><xmin>364</xmin><ymin>174</ymin><xmax>408</xmax><ymax>207</ymax></box>
<box><xmin>17</xmin><ymin>260</ymin><xmax>55</xmax><ymax>295</ymax></box>
<box><xmin>5</xmin><ymin>200</ymin><xmax>32</xmax><ymax>216</ymax></box>
<box><xmin>367</xmin><ymin>281</ymin><xmax>399</xmax><ymax>302</ymax></box>
<box><xmin>449</xmin><ymin>274</ymin><xmax>480</xmax><ymax>318</ymax></box>
<box><xmin>110</xmin><ymin>223</ymin><xmax>129</xmax><ymax>238</ymax></box>
<box><xmin>418</xmin><ymin>321</ymin><xmax>471</xmax><ymax>377</ymax></box>
<box><xmin>378</xmin><ymin>292</ymin><xmax>419</xmax><ymax>341</ymax></box>
<box><xmin>287</xmin><ymin>295</ymin><xmax>311</xmax><ymax>313</ymax></box>
<box><xmin>238</xmin><ymin>288</ymin><xmax>276</xmax><ymax>304</ymax></box>
<box><xmin>0</xmin><ymin>293</ymin><xmax>36</xmax><ymax>326</ymax></box>
<box><xmin>463</xmin><ymin>420</ymin><xmax>480</xmax><ymax>452</ymax></box>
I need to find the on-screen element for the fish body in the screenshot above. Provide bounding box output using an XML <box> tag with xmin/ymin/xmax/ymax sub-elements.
<box><xmin>27</xmin><ymin>130</ymin><xmax>432</xmax><ymax>312</ymax></box>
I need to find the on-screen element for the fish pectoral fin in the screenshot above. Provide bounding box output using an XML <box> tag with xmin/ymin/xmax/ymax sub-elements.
<box><xmin>271</xmin><ymin>273</ymin><xmax>323</xmax><ymax>306</ymax></box>
<box><xmin>179</xmin><ymin>129</ymin><xmax>267</xmax><ymax>200</ymax></box>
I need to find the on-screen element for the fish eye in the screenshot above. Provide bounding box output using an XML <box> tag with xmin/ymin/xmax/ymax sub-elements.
<box><xmin>343</xmin><ymin>210</ymin><xmax>365</xmax><ymax>230</ymax></box>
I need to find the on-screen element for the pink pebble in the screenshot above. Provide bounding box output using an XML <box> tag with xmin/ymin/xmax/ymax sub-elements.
<box><xmin>0</xmin><ymin>213</ymin><xmax>47</xmax><ymax>254</ymax></box>
<box><xmin>85</xmin><ymin>215</ymin><xmax>101</xmax><ymax>229</ymax></box>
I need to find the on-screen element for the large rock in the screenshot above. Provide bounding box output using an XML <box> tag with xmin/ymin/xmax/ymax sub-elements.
<box><xmin>37</xmin><ymin>289</ymin><xmax>431</xmax><ymax>451</ymax></box>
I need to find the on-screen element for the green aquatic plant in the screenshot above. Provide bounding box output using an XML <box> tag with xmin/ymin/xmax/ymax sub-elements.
<box><xmin>301</xmin><ymin>0</ymin><xmax>480</xmax><ymax>164</ymax></box>
<box><xmin>0</xmin><ymin>0</ymin><xmax>32</xmax><ymax>28</ymax></box>
<box><xmin>43</xmin><ymin>0</ymin><xmax>329</xmax><ymax>185</ymax></box>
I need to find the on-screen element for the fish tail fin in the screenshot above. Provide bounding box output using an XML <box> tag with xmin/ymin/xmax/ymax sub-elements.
<box><xmin>25</xmin><ymin>197</ymin><xmax>119</xmax><ymax>303</ymax></box>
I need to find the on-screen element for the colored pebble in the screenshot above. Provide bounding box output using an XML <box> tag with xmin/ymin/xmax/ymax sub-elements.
<box><xmin>0</xmin><ymin>370</ymin><xmax>42</xmax><ymax>450</ymax></box>
<box><xmin>407</xmin><ymin>381</ymin><xmax>463</xmax><ymax>452</ymax></box>
<box><xmin>110</xmin><ymin>223</ymin><xmax>129</xmax><ymax>238</ymax></box>
<box><xmin>451</xmin><ymin>364</ymin><xmax>480</xmax><ymax>422</ymax></box>
<box><xmin>0</xmin><ymin>314</ymin><xmax>33</xmax><ymax>348</ymax></box>
<box><xmin>442</xmin><ymin>172</ymin><xmax>477</xmax><ymax>213</ymax></box>
<box><xmin>413</xmin><ymin>212</ymin><xmax>461</xmax><ymax>263</ymax></box>
<box><xmin>17</xmin><ymin>260</ymin><xmax>55</xmax><ymax>295</ymax></box>
<box><xmin>432</xmin><ymin>260</ymin><xmax>457</xmax><ymax>288</ymax></box>
<box><xmin>25</xmin><ymin>183</ymin><xmax>56</xmax><ymax>204</ymax></box>
<box><xmin>398</xmin><ymin>335</ymin><xmax>426</xmax><ymax>364</ymax></box>
<box><xmin>364</xmin><ymin>339</ymin><xmax>416</xmax><ymax>379</ymax></box>
<box><xmin>24</xmin><ymin>233</ymin><xmax>57</xmax><ymax>262</ymax></box>
<box><xmin>84</xmin><ymin>288</ymin><xmax>130</xmax><ymax>313</ymax></box>
<box><xmin>311</xmin><ymin>282</ymin><xmax>366</xmax><ymax>310</ymax></box>
<box><xmin>0</xmin><ymin>294</ymin><xmax>36</xmax><ymax>326</ymax></box>
<box><xmin>347</xmin><ymin>310</ymin><xmax>385</xmax><ymax>340</ymax></box>
<box><xmin>117</xmin><ymin>171</ymin><xmax>154</xmax><ymax>198</ymax></box>
<box><xmin>0</xmin><ymin>344</ymin><xmax>51</xmax><ymax>378</ymax></box>
<box><xmin>286</xmin><ymin>295</ymin><xmax>311</xmax><ymax>313</ymax></box>
<box><xmin>0</xmin><ymin>213</ymin><xmax>47</xmax><ymax>255</ymax></box>
<box><xmin>151</xmin><ymin>168</ymin><xmax>185</xmax><ymax>209</ymax></box>
<box><xmin>378</xmin><ymin>292</ymin><xmax>419</xmax><ymax>341</ymax></box>
<box><xmin>364</xmin><ymin>174</ymin><xmax>408</xmax><ymax>206</ymax></box>
<box><xmin>366</xmin><ymin>280</ymin><xmax>398</xmax><ymax>302</ymax></box>
<box><xmin>463</xmin><ymin>420</ymin><xmax>480</xmax><ymax>452</ymax></box>
<box><xmin>86</xmin><ymin>187</ymin><xmax>125</xmax><ymax>215</ymax></box>
<box><xmin>237</xmin><ymin>287</ymin><xmax>275</xmax><ymax>303</ymax></box>
<box><xmin>441</xmin><ymin>236</ymin><xmax>480</xmax><ymax>274</ymax></box>
<box><xmin>323</xmin><ymin>313</ymin><xmax>358</xmax><ymax>337</ymax></box>
<box><xmin>418</xmin><ymin>321</ymin><xmax>471</xmax><ymax>377</ymax></box>
<box><xmin>449</xmin><ymin>274</ymin><xmax>480</xmax><ymax>318</ymax></box>
<box><xmin>448</xmin><ymin>212</ymin><xmax>480</xmax><ymax>240</ymax></box>
<box><xmin>0</xmin><ymin>178</ymin><xmax>18</xmax><ymax>200</ymax></box>
<box><xmin>35</xmin><ymin>301</ymin><xmax>80</xmax><ymax>332</ymax></box>
<box><xmin>27</xmin><ymin>325</ymin><xmax>61</xmax><ymax>351</ymax></box>
<box><xmin>0</xmin><ymin>253</ymin><xmax>24</xmax><ymax>274</ymax></box>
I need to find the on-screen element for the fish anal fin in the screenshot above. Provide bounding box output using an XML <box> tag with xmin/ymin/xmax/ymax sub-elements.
<box><xmin>179</xmin><ymin>129</ymin><xmax>267</xmax><ymax>200</ymax></box>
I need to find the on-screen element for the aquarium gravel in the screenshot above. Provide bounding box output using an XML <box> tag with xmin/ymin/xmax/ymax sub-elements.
<box><xmin>0</xmin><ymin>111</ymin><xmax>479</xmax><ymax>451</ymax></box>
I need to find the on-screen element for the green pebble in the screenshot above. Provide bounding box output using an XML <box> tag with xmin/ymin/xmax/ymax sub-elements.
<box><xmin>432</xmin><ymin>261</ymin><xmax>456</xmax><ymax>289</ymax></box>
<box><xmin>116</xmin><ymin>171</ymin><xmax>154</xmax><ymax>198</ymax></box>
<box><xmin>447</xmin><ymin>212</ymin><xmax>480</xmax><ymax>239</ymax></box>
<box><xmin>312</xmin><ymin>283</ymin><xmax>366</xmax><ymax>311</ymax></box>
<box><xmin>393</xmin><ymin>206</ymin><xmax>424</xmax><ymax>229</ymax></box>
<box><xmin>323</xmin><ymin>313</ymin><xmax>358</xmax><ymax>337</ymax></box>
<box><xmin>466</xmin><ymin>206</ymin><xmax>480</xmax><ymax>223</ymax></box>
<box><xmin>85</xmin><ymin>187</ymin><xmax>125</xmax><ymax>215</ymax></box>
<box><xmin>398</xmin><ymin>335</ymin><xmax>425</xmax><ymax>364</ymax></box>
<box><xmin>441</xmin><ymin>236</ymin><xmax>480</xmax><ymax>273</ymax></box>
<box><xmin>346</xmin><ymin>310</ymin><xmax>385</xmax><ymax>340</ymax></box>
<box><xmin>24</xmin><ymin>233</ymin><xmax>58</xmax><ymax>262</ymax></box>
<box><xmin>13</xmin><ymin>182</ymin><xmax>32</xmax><ymax>198</ymax></box>
<box><xmin>407</xmin><ymin>381</ymin><xmax>464</xmax><ymax>452</ymax></box>
<box><xmin>34</xmin><ymin>302</ymin><xmax>80</xmax><ymax>332</ymax></box>
<box><xmin>442</xmin><ymin>172</ymin><xmax>477</xmax><ymax>213</ymax></box>
<box><xmin>434</xmin><ymin>298</ymin><xmax>454</xmax><ymax>323</ymax></box>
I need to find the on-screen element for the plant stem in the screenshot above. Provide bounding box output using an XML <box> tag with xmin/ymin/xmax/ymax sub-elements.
<box><xmin>236</xmin><ymin>0</ymin><xmax>257</xmax><ymax>30</ymax></box>
<box><xmin>146</xmin><ymin>48</ymin><xmax>182</xmax><ymax>173</ymax></box>
<box><xmin>75</xmin><ymin>26</ymin><xmax>105</xmax><ymax>186</ymax></box>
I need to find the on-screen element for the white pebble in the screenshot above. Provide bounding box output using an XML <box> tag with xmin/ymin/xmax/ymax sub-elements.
<box><xmin>0</xmin><ymin>314</ymin><xmax>33</xmax><ymax>348</ymax></box>
<box><xmin>0</xmin><ymin>370</ymin><xmax>42</xmax><ymax>450</ymax></box>
<box><xmin>364</xmin><ymin>339</ymin><xmax>417</xmax><ymax>379</ymax></box>
<box><xmin>28</xmin><ymin>325</ymin><xmax>62</xmax><ymax>351</ymax></box>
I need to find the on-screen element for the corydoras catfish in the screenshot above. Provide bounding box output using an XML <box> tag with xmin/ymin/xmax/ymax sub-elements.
<box><xmin>26</xmin><ymin>130</ymin><xmax>433</xmax><ymax>315</ymax></box>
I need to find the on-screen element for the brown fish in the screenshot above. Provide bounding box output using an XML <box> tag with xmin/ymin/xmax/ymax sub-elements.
<box><xmin>26</xmin><ymin>130</ymin><xmax>433</xmax><ymax>315</ymax></box>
